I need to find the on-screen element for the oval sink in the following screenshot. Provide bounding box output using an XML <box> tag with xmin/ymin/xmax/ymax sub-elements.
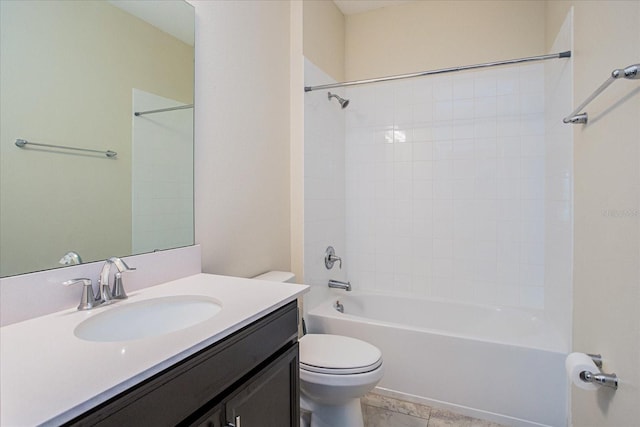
<box><xmin>74</xmin><ymin>296</ymin><xmax>222</xmax><ymax>342</ymax></box>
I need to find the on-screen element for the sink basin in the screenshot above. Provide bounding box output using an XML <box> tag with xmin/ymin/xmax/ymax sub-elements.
<box><xmin>74</xmin><ymin>296</ymin><xmax>222</xmax><ymax>342</ymax></box>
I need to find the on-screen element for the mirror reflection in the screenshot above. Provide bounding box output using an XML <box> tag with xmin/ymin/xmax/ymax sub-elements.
<box><xmin>0</xmin><ymin>0</ymin><xmax>195</xmax><ymax>277</ymax></box>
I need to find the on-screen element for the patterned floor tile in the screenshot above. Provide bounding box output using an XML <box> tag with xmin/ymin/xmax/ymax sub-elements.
<box><xmin>363</xmin><ymin>404</ymin><xmax>429</xmax><ymax>427</ymax></box>
<box><xmin>361</xmin><ymin>393</ymin><xmax>506</xmax><ymax>427</ymax></box>
<box><xmin>362</xmin><ymin>392</ymin><xmax>432</xmax><ymax>419</ymax></box>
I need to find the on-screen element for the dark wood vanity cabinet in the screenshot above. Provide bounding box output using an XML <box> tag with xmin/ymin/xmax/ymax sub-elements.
<box><xmin>193</xmin><ymin>345</ymin><xmax>299</xmax><ymax>427</ymax></box>
<box><xmin>65</xmin><ymin>301</ymin><xmax>300</xmax><ymax>427</ymax></box>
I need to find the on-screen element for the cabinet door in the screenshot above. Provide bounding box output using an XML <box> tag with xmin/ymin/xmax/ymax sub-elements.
<box><xmin>194</xmin><ymin>406</ymin><xmax>222</xmax><ymax>427</ymax></box>
<box><xmin>223</xmin><ymin>344</ymin><xmax>299</xmax><ymax>427</ymax></box>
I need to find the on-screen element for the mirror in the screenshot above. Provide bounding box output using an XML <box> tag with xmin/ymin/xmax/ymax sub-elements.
<box><xmin>0</xmin><ymin>0</ymin><xmax>195</xmax><ymax>277</ymax></box>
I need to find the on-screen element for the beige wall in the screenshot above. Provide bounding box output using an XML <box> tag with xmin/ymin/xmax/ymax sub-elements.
<box><xmin>298</xmin><ymin>0</ymin><xmax>345</xmax><ymax>280</ymax></box>
<box><xmin>345</xmin><ymin>0</ymin><xmax>546</xmax><ymax>80</ymax></box>
<box><xmin>291</xmin><ymin>1</ymin><xmax>306</xmax><ymax>282</ymax></box>
<box><xmin>546</xmin><ymin>2</ymin><xmax>640</xmax><ymax>426</ymax></box>
<box><xmin>192</xmin><ymin>0</ymin><xmax>292</xmax><ymax>278</ymax></box>
<box><xmin>302</xmin><ymin>0</ymin><xmax>345</xmax><ymax>82</ymax></box>
<box><xmin>0</xmin><ymin>1</ymin><xmax>193</xmax><ymax>277</ymax></box>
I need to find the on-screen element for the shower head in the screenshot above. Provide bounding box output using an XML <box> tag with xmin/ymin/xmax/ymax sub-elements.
<box><xmin>328</xmin><ymin>92</ymin><xmax>350</xmax><ymax>109</ymax></box>
<box><xmin>612</xmin><ymin>64</ymin><xmax>640</xmax><ymax>80</ymax></box>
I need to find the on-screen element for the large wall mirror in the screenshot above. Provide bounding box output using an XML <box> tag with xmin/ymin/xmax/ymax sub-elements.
<box><xmin>0</xmin><ymin>0</ymin><xmax>195</xmax><ymax>277</ymax></box>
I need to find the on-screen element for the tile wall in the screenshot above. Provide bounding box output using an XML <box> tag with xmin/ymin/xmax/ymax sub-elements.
<box><xmin>344</xmin><ymin>64</ymin><xmax>551</xmax><ymax>309</ymax></box>
<box><xmin>304</xmin><ymin>56</ymin><xmax>572</xmax><ymax>334</ymax></box>
<box><xmin>543</xmin><ymin>11</ymin><xmax>573</xmax><ymax>349</ymax></box>
<box><xmin>303</xmin><ymin>59</ymin><xmax>348</xmax><ymax>309</ymax></box>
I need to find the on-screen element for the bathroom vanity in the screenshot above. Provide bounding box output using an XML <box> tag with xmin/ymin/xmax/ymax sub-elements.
<box><xmin>0</xmin><ymin>274</ymin><xmax>308</xmax><ymax>426</ymax></box>
<box><xmin>68</xmin><ymin>301</ymin><xmax>299</xmax><ymax>426</ymax></box>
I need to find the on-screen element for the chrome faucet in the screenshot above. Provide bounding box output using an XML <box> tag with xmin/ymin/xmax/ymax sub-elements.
<box><xmin>328</xmin><ymin>279</ymin><xmax>351</xmax><ymax>291</ymax></box>
<box><xmin>63</xmin><ymin>257</ymin><xmax>135</xmax><ymax>310</ymax></box>
<box><xmin>59</xmin><ymin>251</ymin><xmax>83</xmax><ymax>266</ymax></box>
<box><xmin>97</xmin><ymin>257</ymin><xmax>136</xmax><ymax>304</ymax></box>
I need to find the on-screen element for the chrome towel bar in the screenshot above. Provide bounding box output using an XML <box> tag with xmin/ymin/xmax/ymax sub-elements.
<box><xmin>14</xmin><ymin>138</ymin><xmax>117</xmax><ymax>158</ymax></box>
<box><xmin>134</xmin><ymin>104</ymin><xmax>193</xmax><ymax>116</ymax></box>
<box><xmin>563</xmin><ymin>63</ymin><xmax>639</xmax><ymax>124</ymax></box>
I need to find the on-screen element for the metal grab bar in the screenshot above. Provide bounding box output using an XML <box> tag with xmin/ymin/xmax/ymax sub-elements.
<box><xmin>304</xmin><ymin>51</ymin><xmax>571</xmax><ymax>92</ymax></box>
<box><xmin>14</xmin><ymin>139</ymin><xmax>117</xmax><ymax>158</ymax></box>
<box><xmin>134</xmin><ymin>104</ymin><xmax>193</xmax><ymax>116</ymax></box>
<box><xmin>563</xmin><ymin>63</ymin><xmax>640</xmax><ymax>124</ymax></box>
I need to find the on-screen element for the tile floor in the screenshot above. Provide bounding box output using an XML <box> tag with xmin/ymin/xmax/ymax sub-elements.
<box><xmin>362</xmin><ymin>392</ymin><xmax>506</xmax><ymax>427</ymax></box>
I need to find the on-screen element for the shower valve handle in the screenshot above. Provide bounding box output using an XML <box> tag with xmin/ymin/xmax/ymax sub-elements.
<box><xmin>325</xmin><ymin>246</ymin><xmax>342</xmax><ymax>269</ymax></box>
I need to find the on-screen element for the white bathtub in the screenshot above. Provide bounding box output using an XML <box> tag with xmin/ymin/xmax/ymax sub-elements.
<box><xmin>306</xmin><ymin>292</ymin><xmax>568</xmax><ymax>427</ymax></box>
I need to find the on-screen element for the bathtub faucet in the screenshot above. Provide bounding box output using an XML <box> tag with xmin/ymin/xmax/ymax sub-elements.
<box><xmin>328</xmin><ymin>279</ymin><xmax>351</xmax><ymax>291</ymax></box>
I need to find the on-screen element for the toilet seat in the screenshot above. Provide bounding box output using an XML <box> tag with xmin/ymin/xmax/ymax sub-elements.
<box><xmin>299</xmin><ymin>334</ymin><xmax>383</xmax><ymax>375</ymax></box>
<box><xmin>300</xmin><ymin>359</ymin><xmax>382</xmax><ymax>375</ymax></box>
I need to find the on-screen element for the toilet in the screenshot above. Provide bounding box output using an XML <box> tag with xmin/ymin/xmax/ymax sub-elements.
<box><xmin>253</xmin><ymin>271</ymin><xmax>384</xmax><ymax>427</ymax></box>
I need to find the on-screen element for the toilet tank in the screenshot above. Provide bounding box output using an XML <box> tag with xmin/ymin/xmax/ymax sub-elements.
<box><xmin>252</xmin><ymin>271</ymin><xmax>296</xmax><ymax>283</ymax></box>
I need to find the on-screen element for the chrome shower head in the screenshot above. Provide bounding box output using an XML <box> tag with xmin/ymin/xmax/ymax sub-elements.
<box><xmin>328</xmin><ymin>92</ymin><xmax>350</xmax><ymax>109</ymax></box>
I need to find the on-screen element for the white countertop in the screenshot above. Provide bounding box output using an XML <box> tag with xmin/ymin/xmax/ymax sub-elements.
<box><xmin>0</xmin><ymin>273</ymin><xmax>308</xmax><ymax>426</ymax></box>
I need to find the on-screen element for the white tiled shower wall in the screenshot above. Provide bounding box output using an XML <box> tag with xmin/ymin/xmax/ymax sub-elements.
<box><xmin>304</xmin><ymin>55</ymin><xmax>572</xmax><ymax>328</ymax></box>
<box><xmin>303</xmin><ymin>59</ymin><xmax>347</xmax><ymax>309</ymax></box>
<box><xmin>543</xmin><ymin>11</ymin><xmax>573</xmax><ymax>348</ymax></box>
<box><xmin>344</xmin><ymin>64</ymin><xmax>550</xmax><ymax>309</ymax></box>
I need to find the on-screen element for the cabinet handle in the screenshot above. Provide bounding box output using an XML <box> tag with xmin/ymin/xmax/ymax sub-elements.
<box><xmin>226</xmin><ymin>415</ymin><xmax>241</xmax><ymax>427</ymax></box>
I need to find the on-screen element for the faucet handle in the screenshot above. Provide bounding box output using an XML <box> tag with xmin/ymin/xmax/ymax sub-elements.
<box><xmin>111</xmin><ymin>272</ymin><xmax>128</xmax><ymax>300</ymax></box>
<box><xmin>111</xmin><ymin>260</ymin><xmax>135</xmax><ymax>300</ymax></box>
<box><xmin>109</xmin><ymin>257</ymin><xmax>136</xmax><ymax>272</ymax></box>
<box><xmin>63</xmin><ymin>278</ymin><xmax>100</xmax><ymax>311</ymax></box>
<box><xmin>325</xmin><ymin>246</ymin><xmax>342</xmax><ymax>269</ymax></box>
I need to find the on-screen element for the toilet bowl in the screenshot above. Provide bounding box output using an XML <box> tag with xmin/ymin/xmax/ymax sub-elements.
<box><xmin>252</xmin><ymin>271</ymin><xmax>384</xmax><ymax>427</ymax></box>
<box><xmin>299</xmin><ymin>333</ymin><xmax>384</xmax><ymax>427</ymax></box>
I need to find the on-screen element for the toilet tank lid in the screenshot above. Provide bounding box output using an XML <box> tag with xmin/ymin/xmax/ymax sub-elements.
<box><xmin>252</xmin><ymin>271</ymin><xmax>296</xmax><ymax>283</ymax></box>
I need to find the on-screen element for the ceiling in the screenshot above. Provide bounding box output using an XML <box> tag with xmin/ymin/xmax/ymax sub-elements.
<box><xmin>333</xmin><ymin>0</ymin><xmax>413</xmax><ymax>15</ymax></box>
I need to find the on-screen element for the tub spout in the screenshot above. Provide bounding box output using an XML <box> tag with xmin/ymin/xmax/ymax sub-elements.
<box><xmin>328</xmin><ymin>279</ymin><xmax>351</xmax><ymax>291</ymax></box>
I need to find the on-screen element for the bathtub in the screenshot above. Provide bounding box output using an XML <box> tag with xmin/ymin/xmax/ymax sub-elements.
<box><xmin>306</xmin><ymin>292</ymin><xmax>568</xmax><ymax>427</ymax></box>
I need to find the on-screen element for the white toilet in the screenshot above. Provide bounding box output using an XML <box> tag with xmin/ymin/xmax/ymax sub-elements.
<box><xmin>253</xmin><ymin>271</ymin><xmax>384</xmax><ymax>427</ymax></box>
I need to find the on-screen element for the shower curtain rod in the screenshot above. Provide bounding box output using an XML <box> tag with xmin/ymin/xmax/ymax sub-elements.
<box><xmin>304</xmin><ymin>51</ymin><xmax>571</xmax><ymax>92</ymax></box>
<box><xmin>134</xmin><ymin>104</ymin><xmax>193</xmax><ymax>116</ymax></box>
